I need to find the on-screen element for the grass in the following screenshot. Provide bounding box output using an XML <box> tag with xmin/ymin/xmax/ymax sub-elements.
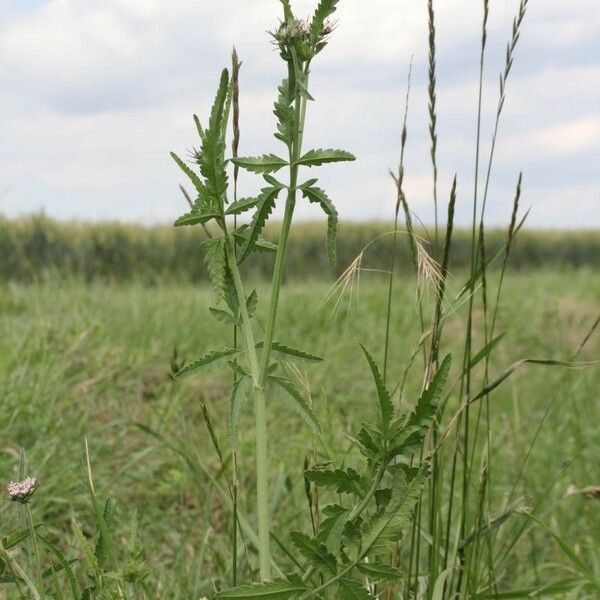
<box><xmin>1</xmin><ymin>271</ymin><xmax>598</xmax><ymax>596</ymax></box>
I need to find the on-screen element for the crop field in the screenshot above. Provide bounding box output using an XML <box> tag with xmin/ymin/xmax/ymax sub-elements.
<box><xmin>1</xmin><ymin>271</ymin><xmax>598</xmax><ymax>597</ymax></box>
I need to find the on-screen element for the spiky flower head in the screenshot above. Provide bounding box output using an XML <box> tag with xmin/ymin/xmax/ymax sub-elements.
<box><xmin>271</xmin><ymin>18</ymin><xmax>312</xmax><ymax>62</ymax></box>
<box><xmin>7</xmin><ymin>477</ymin><xmax>38</xmax><ymax>504</ymax></box>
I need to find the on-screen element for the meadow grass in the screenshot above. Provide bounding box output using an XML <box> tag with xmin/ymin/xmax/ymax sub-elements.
<box><xmin>2</xmin><ymin>1</ymin><xmax>599</xmax><ymax>597</ymax></box>
<box><xmin>1</xmin><ymin>273</ymin><xmax>598</xmax><ymax>597</ymax></box>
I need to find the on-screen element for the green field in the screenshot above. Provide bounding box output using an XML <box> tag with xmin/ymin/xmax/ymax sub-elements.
<box><xmin>1</xmin><ymin>270</ymin><xmax>598</xmax><ymax>597</ymax></box>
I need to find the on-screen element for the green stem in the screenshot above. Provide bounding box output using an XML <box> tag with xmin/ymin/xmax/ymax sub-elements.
<box><xmin>258</xmin><ymin>66</ymin><xmax>307</xmax><ymax>386</ymax></box>
<box><xmin>25</xmin><ymin>504</ymin><xmax>42</xmax><ymax>591</ymax></box>
<box><xmin>225</xmin><ymin>238</ymin><xmax>272</xmax><ymax>580</ymax></box>
<box><xmin>251</xmin><ymin>65</ymin><xmax>307</xmax><ymax>581</ymax></box>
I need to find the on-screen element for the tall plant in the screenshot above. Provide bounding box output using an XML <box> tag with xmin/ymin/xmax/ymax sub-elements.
<box><xmin>170</xmin><ymin>0</ymin><xmax>354</xmax><ymax>583</ymax></box>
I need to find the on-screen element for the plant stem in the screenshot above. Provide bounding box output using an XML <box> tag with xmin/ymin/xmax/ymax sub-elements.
<box><xmin>225</xmin><ymin>238</ymin><xmax>271</xmax><ymax>580</ymax></box>
<box><xmin>250</xmin><ymin>66</ymin><xmax>307</xmax><ymax>581</ymax></box>
<box><xmin>257</xmin><ymin>66</ymin><xmax>307</xmax><ymax>386</ymax></box>
<box><xmin>258</xmin><ymin>194</ymin><xmax>296</xmax><ymax>385</ymax></box>
<box><xmin>25</xmin><ymin>504</ymin><xmax>42</xmax><ymax>592</ymax></box>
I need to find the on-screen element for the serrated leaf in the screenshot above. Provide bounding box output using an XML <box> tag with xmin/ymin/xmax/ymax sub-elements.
<box><xmin>295</xmin><ymin>148</ymin><xmax>355</xmax><ymax>167</ymax></box>
<box><xmin>360</xmin><ymin>345</ymin><xmax>394</xmax><ymax>432</ymax></box>
<box><xmin>357</xmin><ymin>469</ymin><xmax>426</xmax><ymax>559</ymax></box>
<box><xmin>216</xmin><ymin>575</ymin><xmax>308</xmax><ymax>599</ymax></box>
<box><xmin>232</xmin><ymin>154</ymin><xmax>288</xmax><ymax>174</ymax></box>
<box><xmin>201</xmin><ymin>237</ymin><xmax>227</xmax><ymax>301</ymax></box>
<box><xmin>225</xmin><ymin>197</ymin><xmax>260</xmax><ymax>216</ymax></box>
<box><xmin>238</xmin><ymin>186</ymin><xmax>281</xmax><ymax>263</ymax></box>
<box><xmin>73</xmin><ymin>521</ymin><xmax>101</xmax><ymax>580</ymax></box>
<box><xmin>193</xmin><ymin>114</ymin><xmax>205</xmax><ymax>140</ymax></box>
<box><xmin>230</xmin><ymin>376</ymin><xmax>251</xmax><ymax>449</ymax></box>
<box><xmin>254</xmin><ymin>238</ymin><xmax>278</xmax><ymax>252</ymax></box>
<box><xmin>37</xmin><ymin>534</ymin><xmax>81</xmax><ymax>598</ymax></box>
<box><xmin>299</xmin><ymin>185</ymin><xmax>338</xmax><ymax>267</ymax></box>
<box><xmin>209</xmin><ymin>307</ymin><xmax>238</xmax><ymax>325</ymax></box>
<box><xmin>269</xmin><ymin>376</ymin><xmax>320</xmax><ymax>433</ymax></box>
<box><xmin>246</xmin><ymin>289</ymin><xmax>258</xmax><ymax>318</ymax></box>
<box><xmin>199</xmin><ymin>69</ymin><xmax>229</xmax><ymax>201</ymax></box>
<box><xmin>338</xmin><ymin>578</ymin><xmax>376</xmax><ymax>600</ymax></box>
<box><xmin>256</xmin><ymin>341</ymin><xmax>323</xmax><ymax>363</ymax></box>
<box><xmin>356</xmin><ymin>561</ymin><xmax>403</xmax><ymax>581</ymax></box>
<box><xmin>2</xmin><ymin>526</ymin><xmax>38</xmax><ymax>549</ymax></box>
<box><xmin>175</xmin><ymin>209</ymin><xmax>220</xmax><ymax>227</ymax></box>
<box><xmin>407</xmin><ymin>354</ymin><xmax>451</xmax><ymax>430</ymax></box>
<box><xmin>273</xmin><ymin>78</ymin><xmax>294</xmax><ymax>146</ymax></box>
<box><xmin>318</xmin><ymin>504</ymin><xmax>348</xmax><ymax>559</ymax></box>
<box><xmin>305</xmin><ymin>467</ymin><xmax>362</xmax><ymax>495</ymax></box>
<box><xmin>233</xmin><ymin>226</ymin><xmax>279</xmax><ymax>254</ymax></box>
<box><xmin>170</xmin><ymin>152</ymin><xmax>210</xmax><ymax>200</ymax></box>
<box><xmin>289</xmin><ymin>531</ymin><xmax>337</xmax><ymax>574</ymax></box>
<box><xmin>310</xmin><ymin>0</ymin><xmax>340</xmax><ymax>46</ymax></box>
<box><xmin>264</xmin><ymin>174</ymin><xmax>285</xmax><ymax>188</ymax></box>
<box><xmin>176</xmin><ymin>348</ymin><xmax>241</xmax><ymax>378</ymax></box>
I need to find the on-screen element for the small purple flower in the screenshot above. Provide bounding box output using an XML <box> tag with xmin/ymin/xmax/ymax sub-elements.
<box><xmin>7</xmin><ymin>477</ymin><xmax>38</xmax><ymax>504</ymax></box>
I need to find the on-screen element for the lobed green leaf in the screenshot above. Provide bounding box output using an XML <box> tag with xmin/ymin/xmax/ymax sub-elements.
<box><xmin>237</xmin><ymin>187</ymin><xmax>282</xmax><ymax>263</ymax></box>
<box><xmin>360</xmin><ymin>345</ymin><xmax>394</xmax><ymax>432</ymax></box>
<box><xmin>225</xmin><ymin>197</ymin><xmax>260</xmax><ymax>216</ymax></box>
<box><xmin>269</xmin><ymin>375</ymin><xmax>320</xmax><ymax>432</ymax></box>
<box><xmin>176</xmin><ymin>348</ymin><xmax>241</xmax><ymax>378</ymax></box>
<box><xmin>199</xmin><ymin>69</ymin><xmax>230</xmax><ymax>201</ymax></box>
<box><xmin>232</xmin><ymin>154</ymin><xmax>288</xmax><ymax>174</ymax></box>
<box><xmin>299</xmin><ymin>184</ymin><xmax>339</xmax><ymax>267</ymax></box>
<box><xmin>289</xmin><ymin>531</ymin><xmax>337</xmax><ymax>574</ymax></box>
<box><xmin>295</xmin><ymin>148</ymin><xmax>355</xmax><ymax>167</ymax></box>
<box><xmin>216</xmin><ymin>575</ymin><xmax>307</xmax><ymax>599</ymax></box>
<box><xmin>304</xmin><ymin>467</ymin><xmax>362</xmax><ymax>495</ymax></box>
<box><xmin>256</xmin><ymin>341</ymin><xmax>323</xmax><ymax>363</ymax></box>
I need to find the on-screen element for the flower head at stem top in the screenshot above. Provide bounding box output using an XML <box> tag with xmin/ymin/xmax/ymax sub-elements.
<box><xmin>270</xmin><ymin>17</ymin><xmax>336</xmax><ymax>63</ymax></box>
<box><xmin>7</xmin><ymin>476</ymin><xmax>38</xmax><ymax>504</ymax></box>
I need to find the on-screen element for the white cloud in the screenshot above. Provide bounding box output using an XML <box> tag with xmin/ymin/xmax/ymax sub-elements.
<box><xmin>0</xmin><ymin>0</ymin><xmax>598</xmax><ymax>227</ymax></box>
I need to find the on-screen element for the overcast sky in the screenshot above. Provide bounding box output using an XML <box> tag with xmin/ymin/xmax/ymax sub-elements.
<box><xmin>1</xmin><ymin>0</ymin><xmax>598</xmax><ymax>228</ymax></box>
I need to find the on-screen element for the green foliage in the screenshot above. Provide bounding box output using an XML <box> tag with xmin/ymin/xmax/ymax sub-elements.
<box><xmin>360</xmin><ymin>344</ymin><xmax>394</xmax><ymax>430</ymax></box>
<box><xmin>295</xmin><ymin>148</ymin><xmax>355</xmax><ymax>167</ymax></box>
<box><xmin>257</xmin><ymin>341</ymin><xmax>323</xmax><ymax>363</ymax></box>
<box><xmin>200</xmin><ymin>69</ymin><xmax>231</xmax><ymax>202</ymax></box>
<box><xmin>269</xmin><ymin>375</ymin><xmax>320</xmax><ymax>432</ymax></box>
<box><xmin>273</xmin><ymin>79</ymin><xmax>294</xmax><ymax>145</ymax></box>
<box><xmin>231</xmin><ymin>154</ymin><xmax>288</xmax><ymax>174</ymax></box>
<box><xmin>1</xmin><ymin>216</ymin><xmax>598</xmax><ymax>283</ymax></box>
<box><xmin>176</xmin><ymin>348</ymin><xmax>241</xmax><ymax>378</ymax></box>
<box><xmin>217</xmin><ymin>575</ymin><xmax>308</xmax><ymax>599</ymax></box>
<box><xmin>218</xmin><ymin>350</ymin><xmax>451</xmax><ymax>597</ymax></box>
<box><xmin>298</xmin><ymin>182</ymin><xmax>338</xmax><ymax>267</ymax></box>
<box><xmin>225</xmin><ymin>197</ymin><xmax>260</xmax><ymax>216</ymax></box>
<box><xmin>237</xmin><ymin>186</ymin><xmax>283</xmax><ymax>263</ymax></box>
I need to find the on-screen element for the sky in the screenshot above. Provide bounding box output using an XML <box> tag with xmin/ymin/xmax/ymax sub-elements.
<box><xmin>0</xmin><ymin>0</ymin><xmax>598</xmax><ymax>228</ymax></box>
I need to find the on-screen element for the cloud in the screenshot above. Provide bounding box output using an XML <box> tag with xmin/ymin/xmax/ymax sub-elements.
<box><xmin>0</xmin><ymin>0</ymin><xmax>598</xmax><ymax>227</ymax></box>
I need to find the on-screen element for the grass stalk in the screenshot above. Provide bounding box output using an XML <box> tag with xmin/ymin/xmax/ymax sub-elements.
<box><xmin>383</xmin><ymin>61</ymin><xmax>412</xmax><ymax>384</ymax></box>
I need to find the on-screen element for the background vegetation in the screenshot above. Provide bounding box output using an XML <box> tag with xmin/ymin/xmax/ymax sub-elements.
<box><xmin>1</xmin><ymin>272</ymin><xmax>598</xmax><ymax>597</ymax></box>
<box><xmin>1</xmin><ymin>214</ymin><xmax>599</xmax><ymax>283</ymax></box>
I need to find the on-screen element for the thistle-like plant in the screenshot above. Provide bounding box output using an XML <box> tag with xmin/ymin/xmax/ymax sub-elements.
<box><xmin>216</xmin><ymin>353</ymin><xmax>451</xmax><ymax>598</ymax></box>
<box><xmin>170</xmin><ymin>0</ymin><xmax>354</xmax><ymax>582</ymax></box>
